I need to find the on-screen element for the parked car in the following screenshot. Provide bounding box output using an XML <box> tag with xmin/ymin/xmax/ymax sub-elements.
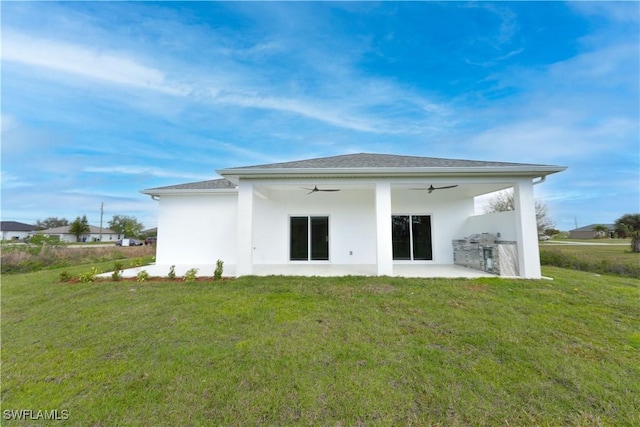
<box><xmin>539</xmin><ymin>235</ymin><xmax>551</xmax><ymax>241</ymax></box>
<box><xmin>144</xmin><ymin>237</ymin><xmax>157</xmax><ymax>245</ymax></box>
<box><xmin>116</xmin><ymin>238</ymin><xmax>144</xmax><ymax>246</ymax></box>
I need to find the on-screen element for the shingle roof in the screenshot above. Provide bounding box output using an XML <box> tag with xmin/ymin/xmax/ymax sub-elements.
<box><xmin>144</xmin><ymin>178</ymin><xmax>236</xmax><ymax>192</ymax></box>
<box><xmin>0</xmin><ymin>221</ymin><xmax>36</xmax><ymax>232</ymax></box>
<box><xmin>143</xmin><ymin>153</ymin><xmax>566</xmax><ymax>195</ymax></box>
<box><xmin>226</xmin><ymin>153</ymin><xmax>549</xmax><ymax>170</ymax></box>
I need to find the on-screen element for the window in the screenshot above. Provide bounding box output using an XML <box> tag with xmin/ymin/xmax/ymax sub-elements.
<box><xmin>290</xmin><ymin>216</ymin><xmax>329</xmax><ymax>261</ymax></box>
<box><xmin>392</xmin><ymin>215</ymin><xmax>432</xmax><ymax>261</ymax></box>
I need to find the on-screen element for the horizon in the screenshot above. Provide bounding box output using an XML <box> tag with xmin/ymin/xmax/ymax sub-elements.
<box><xmin>2</xmin><ymin>2</ymin><xmax>638</xmax><ymax>230</ymax></box>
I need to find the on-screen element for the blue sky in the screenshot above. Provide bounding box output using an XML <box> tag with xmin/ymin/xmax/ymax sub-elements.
<box><xmin>2</xmin><ymin>1</ymin><xmax>638</xmax><ymax>231</ymax></box>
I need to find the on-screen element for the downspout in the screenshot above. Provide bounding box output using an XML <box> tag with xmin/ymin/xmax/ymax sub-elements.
<box><xmin>533</xmin><ymin>175</ymin><xmax>546</xmax><ymax>186</ymax></box>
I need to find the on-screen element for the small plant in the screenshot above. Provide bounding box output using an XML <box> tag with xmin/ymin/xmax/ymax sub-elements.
<box><xmin>167</xmin><ymin>265</ymin><xmax>176</xmax><ymax>280</ymax></box>
<box><xmin>59</xmin><ymin>271</ymin><xmax>72</xmax><ymax>282</ymax></box>
<box><xmin>112</xmin><ymin>261</ymin><xmax>124</xmax><ymax>281</ymax></box>
<box><xmin>214</xmin><ymin>259</ymin><xmax>224</xmax><ymax>280</ymax></box>
<box><xmin>183</xmin><ymin>268</ymin><xmax>199</xmax><ymax>282</ymax></box>
<box><xmin>136</xmin><ymin>270</ymin><xmax>150</xmax><ymax>282</ymax></box>
<box><xmin>131</xmin><ymin>258</ymin><xmax>143</xmax><ymax>268</ymax></box>
<box><xmin>79</xmin><ymin>267</ymin><xmax>100</xmax><ymax>283</ymax></box>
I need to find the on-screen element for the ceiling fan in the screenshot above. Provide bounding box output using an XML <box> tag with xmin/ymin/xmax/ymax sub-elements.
<box><xmin>411</xmin><ymin>185</ymin><xmax>458</xmax><ymax>194</ymax></box>
<box><xmin>302</xmin><ymin>185</ymin><xmax>341</xmax><ymax>195</ymax></box>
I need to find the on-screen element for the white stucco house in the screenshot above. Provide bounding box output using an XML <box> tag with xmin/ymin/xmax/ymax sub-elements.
<box><xmin>37</xmin><ymin>225</ymin><xmax>122</xmax><ymax>243</ymax></box>
<box><xmin>1</xmin><ymin>221</ymin><xmax>37</xmax><ymax>241</ymax></box>
<box><xmin>142</xmin><ymin>153</ymin><xmax>566</xmax><ymax>279</ymax></box>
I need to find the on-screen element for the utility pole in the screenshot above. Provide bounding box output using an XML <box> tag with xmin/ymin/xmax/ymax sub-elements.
<box><xmin>99</xmin><ymin>202</ymin><xmax>104</xmax><ymax>242</ymax></box>
<box><xmin>574</xmin><ymin>217</ymin><xmax>578</xmax><ymax>229</ymax></box>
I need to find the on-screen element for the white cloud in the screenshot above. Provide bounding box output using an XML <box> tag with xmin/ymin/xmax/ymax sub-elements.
<box><xmin>83</xmin><ymin>166</ymin><xmax>209</xmax><ymax>182</ymax></box>
<box><xmin>2</xmin><ymin>31</ymin><xmax>184</xmax><ymax>95</ymax></box>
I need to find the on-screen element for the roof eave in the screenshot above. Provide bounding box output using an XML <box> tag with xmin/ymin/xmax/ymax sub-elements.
<box><xmin>140</xmin><ymin>188</ymin><xmax>238</xmax><ymax>197</ymax></box>
<box><xmin>217</xmin><ymin>165</ymin><xmax>567</xmax><ymax>180</ymax></box>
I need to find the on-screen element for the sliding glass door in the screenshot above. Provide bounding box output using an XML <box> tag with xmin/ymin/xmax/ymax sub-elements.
<box><xmin>290</xmin><ymin>216</ymin><xmax>329</xmax><ymax>261</ymax></box>
<box><xmin>391</xmin><ymin>215</ymin><xmax>432</xmax><ymax>261</ymax></box>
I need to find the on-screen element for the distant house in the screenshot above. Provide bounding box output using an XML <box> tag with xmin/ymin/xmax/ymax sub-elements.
<box><xmin>0</xmin><ymin>221</ymin><xmax>37</xmax><ymax>241</ymax></box>
<box><xmin>569</xmin><ymin>224</ymin><xmax>616</xmax><ymax>239</ymax></box>
<box><xmin>37</xmin><ymin>225</ymin><xmax>122</xmax><ymax>243</ymax></box>
<box><xmin>142</xmin><ymin>227</ymin><xmax>158</xmax><ymax>237</ymax></box>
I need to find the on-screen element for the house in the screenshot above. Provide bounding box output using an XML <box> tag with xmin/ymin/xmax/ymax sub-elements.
<box><xmin>37</xmin><ymin>225</ymin><xmax>122</xmax><ymax>243</ymax></box>
<box><xmin>1</xmin><ymin>221</ymin><xmax>37</xmax><ymax>241</ymax></box>
<box><xmin>569</xmin><ymin>224</ymin><xmax>616</xmax><ymax>239</ymax></box>
<box><xmin>142</xmin><ymin>153</ymin><xmax>566</xmax><ymax>279</ymax></box>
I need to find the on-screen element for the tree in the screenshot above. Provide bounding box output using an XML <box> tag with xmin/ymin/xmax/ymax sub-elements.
<box><xmin>484</xmin><ymin>190</ymin><xmax>555</xmax><ymax>234</ymax></box>
<box><xmin>614</xmin><ymin>214</ymin><xmax>640</xmax><ymax>253</ymax></box>
<box><xmin>592</xmin><ymin>224</ymin><xmax>609</xmax><ymax>239</ymax></box>
<box><xmin>108</xmin><ymin>215</ymin><xmax>144</xmax><ymax>238</ymax></box>
<box><xmin>69</xmin><ymin>215</ymin><xmax>90</xmax><ymax>242</ymax></box>
<box><xmin>36</xmin><ymin>217</ymin><xmax>69</xmax><ymax>230</ymax></box>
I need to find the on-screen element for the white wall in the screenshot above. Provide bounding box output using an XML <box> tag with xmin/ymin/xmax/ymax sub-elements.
<box><xmin>250</xmin><ymin>186</ymin><xmax>475</xmax><ymax>265</ymax></box>
<box><xmin>391</xmin><ymin>189</ymin><xmax>475</xmax><ymax>263</ymax></box>
<box><xmin>458</xmin><ymin>210</ymin><xmax>518</xmax><ymax>242</ymax></box>
<box><xmin>156</xmin><ymin>194</ymin><xmax>237</xmax><ymax>266</ymax></box>
<box><xmin>153</xmin><ymin>182</ymin><xmax>523</xmax><ymax>271</ymax></box>
<box><xmin>1</xmin><ymin>231</ymin><xmax>31</xmax><ymax>240</ymax></box>
<box><xmin>252</xmin><ymin>189</ymin><xmax>377</xmax><ymax>265</ymax></box>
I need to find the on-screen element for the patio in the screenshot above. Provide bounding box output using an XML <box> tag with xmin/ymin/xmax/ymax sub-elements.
<box><xmin>100</xmin><ymin>263</ymin><xmax>496</xmax><ymax>279</ymax></box>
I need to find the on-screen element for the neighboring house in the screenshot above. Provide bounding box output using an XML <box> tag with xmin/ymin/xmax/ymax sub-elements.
<box><xmin>142</xmin><ymin>227</ymin><xmax>158</xmax><ymax>237</ymax></box>
<box><xmin>142</xmin><ymin>153</ymin><xmax>566</xmax><ymax>279</ymax></box>
<box><xmin>38</xmin><ymin>225</ymin><xmax>122</xmax><ymax>243</ymax></box>
<box><xmin>1</xmin><ymin>221</ymin><xmax>37</xmax><ymax>241</ymax></box>
<box><xmin>569</xmin><ymin>224</ymin><xmax>616</xmax><ymax>239</ymax></box>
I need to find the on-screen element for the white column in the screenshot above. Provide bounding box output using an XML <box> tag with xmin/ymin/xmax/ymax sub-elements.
<box><xmin>375</xmin><ymin>182</ymin><xmax>393</xmax><ymax>276</ymax></box>
<box><xmin>236</xmin><ymin>182</ymin><xmax>254</xmax><ymax>277</ymax></box>
<box><xmin>513</xmin><ymin>179</ymin><xmax>542</xmax><ymax>278</ymax></box>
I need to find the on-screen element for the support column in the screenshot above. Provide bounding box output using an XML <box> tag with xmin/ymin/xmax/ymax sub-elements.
<box><xmin>236</xmin><ymin>182</ymin><xmax>254</xmax><ymax>277</ymax></box>
<box><xmin>513</xmin><ymin>179</ymin><xmax>542</xmax><ymax>279</ymax></box>
<box><xmin>375</xmin><ymin>182</ymin><xmax>393</xmax><ymax>276</ymax></box>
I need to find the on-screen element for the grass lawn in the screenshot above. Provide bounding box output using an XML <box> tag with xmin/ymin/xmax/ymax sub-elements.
<box><xmin>2</xmin><ymin>265</ymin><xmax>639</xmax><ymax>426</ymax></box>
<box><xmin>540</xmin><ymin>242</ymin><xmax>639</xmax><ymax>279</ymax></box>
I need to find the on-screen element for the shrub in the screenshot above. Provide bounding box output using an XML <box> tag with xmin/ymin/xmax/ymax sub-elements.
<box><xmin>59</xmin><ymin>271</ymin><xmax>72</xmax><ymax>282</ymax></box>
<box><xmin>111</xmin><ymin>261</ymin><xmax>124</xmax><ymax>281</ymax></box>
<box><xmin>79</xmin><ymin>267</ymin><xmax>100</xmax><ymax>283</ymax></box>
<box><xmin>131</xmin><ymin>258</ymin><xmax>143</xmax><ymax>268</ymax></box>
<box><xmin>136</xmin><ymin>270</ymin><xmax>150</xmax><ymax>282</ymax></box>
<box><xmin>184</xmin><ymin>268</ymin><xmax>199</xmax><ymax>282</ymax></box>
<box><xmin>214</xmin><ymin>260</ymin><xmax>224</xmax><ymax>280</ymax></box>
<box><xmin>168</xmin><ymin>265</ymin><xmax>176</xmax><ymax>280</ymax></box>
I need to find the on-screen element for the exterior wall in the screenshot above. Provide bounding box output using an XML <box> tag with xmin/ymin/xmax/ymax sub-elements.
<box><xmin>458</xmin><ymin>210</ymin><xmax>518</xmax><ymax>242</ymax></box>
<box><xmin>1</xmin><ymin>231</ymin><xmax>32</xmax><ymax>240</ymax></box>
<box><xmin>151</xmin><ymin>177</ymin><xmax>542</xmax><ymax>278</ymax></box>
<box><xmin>156</xmin><ymin>193</ymin><xmax>237</xmax><ymax>266</ymax></box>
<box><xmin>249</xmin><ymin>186</ymin><xmax>475</xmax><ymax>266</ymax></box>
<box><xmin>391</xmin><ymin>188</ymin><xmax>475</xmax><ymax>264</ymax></box>
<box><xmin>252</xmin><ymin>189</ymin><xmax>378</xmax><ymax>265</ymax></box>
<box><xmin>569</xmin><ymin>230</ymin><xmax>595</xmax><ymax>239</ymax></box>
<box><xmin>44</xmin><ymin>232</ymin><xmax>120</xmax><ymax>243</ymax></box>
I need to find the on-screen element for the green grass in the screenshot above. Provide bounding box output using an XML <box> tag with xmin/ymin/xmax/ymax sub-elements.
<box><xmin>540</xmin><ymin>243</ymin><xmax>639</xmax><ymax>278</ymax></box>
<box><xmin>2</xmin><ymin>266</ymin><xmax>639</xmax><ymax>426</ymax></box>
<box><xmin>549</xmin><ymin>238</ymin><xmax>630</xmax><ymax>244</ymax></box>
